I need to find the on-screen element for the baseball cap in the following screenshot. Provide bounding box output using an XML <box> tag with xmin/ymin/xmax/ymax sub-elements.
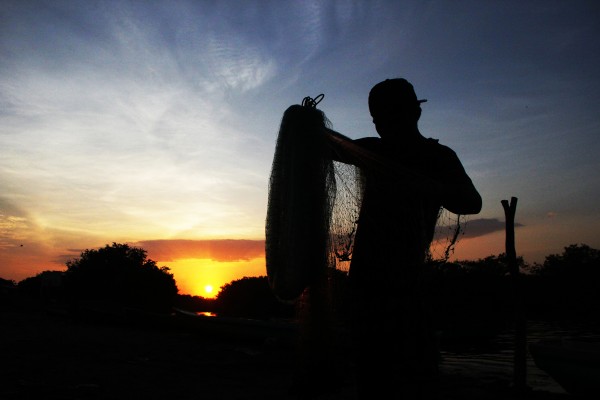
<box><xmin>368</xmin><ymin>78</ymin><xmax>427</xmax><ymax>121</ymax></box>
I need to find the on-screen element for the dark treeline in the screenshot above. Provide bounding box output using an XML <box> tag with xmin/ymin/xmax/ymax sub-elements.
<box><xmin>3</xmin><ymin>243</ymin><xmax>599</xmax><ymax>327</ymax></box>
<box><xmin>3</xmin><ymin>243</ymin><xmax>295</xmax><ymax>319</ymax></box>
<box><xmin>425</xmin><ymin>243</ymin><xmax>600</xmax><ymax>342</ymax></box>
<box><xmin>439</xmin><ymin>243</ymin><xmax>599</xmax><ymax>322</ymax></box>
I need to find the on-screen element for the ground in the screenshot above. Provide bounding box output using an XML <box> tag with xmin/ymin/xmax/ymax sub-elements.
<box><xmin>1</xmin><ymin>304</ymin><xmax>576</xmax><ymax>400</ymax></box>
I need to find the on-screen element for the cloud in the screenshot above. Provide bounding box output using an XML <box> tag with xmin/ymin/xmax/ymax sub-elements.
<box><xmin>0</xmin><ymin>198</ymin><xmax>37</xmax><ymax>250</ymax></box>
<box><xmin>435</xmin><ymin>218</ymin><xmax>524</xmax><ymax>240</ymax></box>
<box><xmin>131</xmin><ymin>239</ymin><xmax>265</xmax><ymax>262</ymax></box>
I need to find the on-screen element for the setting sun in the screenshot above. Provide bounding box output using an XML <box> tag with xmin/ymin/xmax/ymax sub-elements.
<box><xmin>153</xmin><ymin>256</ymin><xmax>267</xmax><ymax>298</ymax></box>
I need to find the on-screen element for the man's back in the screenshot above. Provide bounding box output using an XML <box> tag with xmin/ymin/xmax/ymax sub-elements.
<box><xmin>350</xmin><ymin>135</ymin><xmax>469</xmax><ymax>273</ymax></box>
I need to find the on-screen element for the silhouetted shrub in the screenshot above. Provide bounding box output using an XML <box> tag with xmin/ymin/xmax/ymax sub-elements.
<box><xmin>64</xmin><ymin>243</ymin><xmax>178</xmax><ymax>313</ymax></box>
<box><xmin>1</xmin><ymin>277</ymin><xmax>17</xmax><ymax>306</ymax></box>
<box><xmin>427</xmin><ymin>256</ymin><xmax>514</xmax><ymax>331</ymax></box>
<box><xmin>215</xmin><ymin>276</ymin><xmax>295</xmax><ymax>319</ymax></box>
<box><xmin>17</xmin><ymin>271</ymin><xmax>65</xmax><ymax>303</ymax></box>
<box><xmin>528</xmin><ymin>244</ymin><xmax>600</xmax><ymax>320</ymax></box>
<box><xmin>425</xmin><ymin>244</ymin><xmax>600</xmax><ymax>323</ymax></box>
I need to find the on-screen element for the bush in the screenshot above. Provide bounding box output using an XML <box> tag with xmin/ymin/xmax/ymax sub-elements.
<box><xmin>64</xmin><ymin>243</ymin><xmax>178</xmax><ymax>312</ymax></box>
<box><xmin>215</xmin><ymin>276</ymin><xmax>295</xmax><ymax>319</ymax></box>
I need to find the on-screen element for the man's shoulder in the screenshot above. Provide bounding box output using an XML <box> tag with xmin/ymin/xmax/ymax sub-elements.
<box><xmin>424</xmin><ymin>138</ymin><xmax>458</xmax><ymax>158</ymax></box>
<box><xmin>351</xmin><ymin>136</ymin><xmax>459</xmax><ymax>160</ymax></box>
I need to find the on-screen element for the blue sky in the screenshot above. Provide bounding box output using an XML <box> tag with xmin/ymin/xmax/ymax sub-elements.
<box><xmin>1</xmin><ymin>0</ymin><xmax>599</xmax><ymax>292</ymax></box>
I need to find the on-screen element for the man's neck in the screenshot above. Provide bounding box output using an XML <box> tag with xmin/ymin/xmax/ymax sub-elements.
<box><xmin>380</xmin><ymin>128</ymin><xmax>424</xmax><ymax>145</ymax></box>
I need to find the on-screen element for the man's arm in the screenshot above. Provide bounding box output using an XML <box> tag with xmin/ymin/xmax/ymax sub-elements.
<box><xmin>324</xmin><ymin>129</ymin><xmax>449</xmax><ymax>196</ymax></box>
<box><xmin>442</xmin><ymin>178</ymin><xmax>482</xmax><ymax>215</ymax></box>
<box><xmin>323</xmin><ymin>127</ymin><xmax>361</xmax><ymax>165</ymax></box>
<box><xmin>438</xmin><ymin>150</ymin><xmax>482</xmax><ymax>215</ymax></box>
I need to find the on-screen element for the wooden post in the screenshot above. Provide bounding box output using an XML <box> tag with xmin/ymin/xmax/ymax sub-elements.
<box><xmin>501</xmin><ymin>197</ymin><xmax>528</xmax><ymax>392</ymax></box>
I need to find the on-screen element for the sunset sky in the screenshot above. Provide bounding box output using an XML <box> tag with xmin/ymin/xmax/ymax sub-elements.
<box><xmin>1</xmin><ymin>1</ymin><xmax>599</xmax><ymax>297</ymax></box>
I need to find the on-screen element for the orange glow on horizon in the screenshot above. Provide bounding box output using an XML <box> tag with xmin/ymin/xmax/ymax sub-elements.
<box><xmin>159</xmin><ymin>256</ymin><xmax>267</xmax><ymax>299</ymax></box>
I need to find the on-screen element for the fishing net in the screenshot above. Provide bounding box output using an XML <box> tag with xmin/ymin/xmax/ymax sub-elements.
<box><xmin>265</xmin><ymin>99</ymin><xmax>337</xmax><ymax>303</ymax></box>
<box><xmin>429</xmin><ymin>209</ymin><xmax>468</xmax><ymax>263</ymax></box>
<box><xmin>329</xmin><ymin>160</ymin><xmax>364</xmax><ymax>273</ymax></box>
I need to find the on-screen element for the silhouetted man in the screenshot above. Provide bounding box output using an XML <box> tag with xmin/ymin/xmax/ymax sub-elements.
<box><xmin>329</xmin><ymin>78</ymin><xmax>482</xmax><ymax>399</ymax></box>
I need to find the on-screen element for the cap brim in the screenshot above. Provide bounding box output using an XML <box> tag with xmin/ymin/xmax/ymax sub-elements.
<box><xmin>418</xmin><ymin>99</ymin><xmax>428</xmax><ymax>103</ymax></box>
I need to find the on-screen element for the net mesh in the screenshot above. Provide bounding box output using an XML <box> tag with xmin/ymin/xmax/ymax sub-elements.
<box><xmin>330</xmin><ymin>161</ymin><xmax>364</xmax><ymax>273</ymax></box>
<box><xmin>265</xmin><ymin>104</ymin><xmax>337</xmax><ymax>303</ymax></box>
<box><xmin>429</xmin><ymin>209</ymin><xmax>468</xmax><ymax>263</ymax></box>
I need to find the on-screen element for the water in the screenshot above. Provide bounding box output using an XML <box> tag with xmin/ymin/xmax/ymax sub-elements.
<box><xmin>196</xmin><ymin>311</ymin><xmax>217</xmax><ymax>317</ymax></box>
<box><xmin>439</xmin><ymin>319</ymin><xmax>600</xmax><ymax>394</ymax></box>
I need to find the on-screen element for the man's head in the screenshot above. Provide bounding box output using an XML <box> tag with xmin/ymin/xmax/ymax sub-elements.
<box><xmin>368</xmin><ymin>78</ymin><xmax>426</xmax><ymax>138</ymax></box>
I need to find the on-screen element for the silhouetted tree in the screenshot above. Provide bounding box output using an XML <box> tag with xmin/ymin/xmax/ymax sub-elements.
<box><xmin>0</xmin><ymin>277</ymin><xmax>16</xmax><ymax>286</ymax></box>
<box><xmin>17</xmin><ymin>270</ymin><xmax>64</xmax><ymax>303</ymax></box>
<box><xmin>426</xmin><ymin>255</ymin><xmax>527</xmax><ymax>339</ymax></box>
<box><xmin>528</xmin><ymin>244</ymin><xmax>600</xmax><ymax>320</ymax></box>
<box><xmin>215</xmin><ymin>276</ymin><xmax>295</xmax><ymax>319</ymax></box>
<box><xmin>64</xmin><ymin>243</ymin><xmax>178</xmax><ymax>313</ymax></box>
<box><xmin>533</xmin><ymin>244</ymin><xmax>600</xmax><ymax>278</ymax></box>
<box><xmin>17</xmin><ymin>275</ymin><xmax>42</xmax><ymax>296</ymax></box>
<box><xmin>1</xmin><ymin>277</ymin><xmax>17</xmax><ymax>306</ymax></box>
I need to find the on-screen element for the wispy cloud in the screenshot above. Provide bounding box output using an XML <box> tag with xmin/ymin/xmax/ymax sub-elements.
<box><xmin>0</xmin><ymin>1</ymin><xmax>283</xmax><ymax>240</ymax></box>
